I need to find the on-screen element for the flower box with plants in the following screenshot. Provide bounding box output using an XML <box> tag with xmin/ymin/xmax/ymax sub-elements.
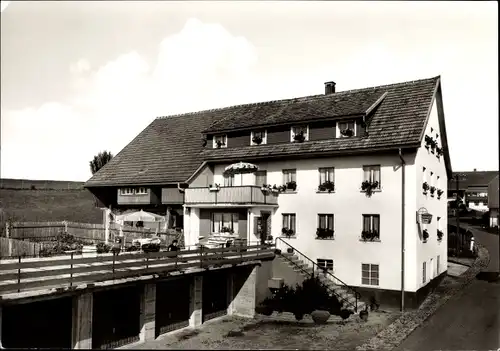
<box><xmin>422</xmin><ymin>181</ymin><xmax>430</xmax><ymax>195</ymax></box>
<box><xmin>252</xmin><ymin>134</ymin><xmax>263</xmax><ymax>145</ymax></box>
<box><xmin>316</xmin><ymin>228</ymin><xmax>334</xmax><ymax>240</ymax></box>
<box><xmin>318</xmin><ymin>180</ymin><xmax>335</xmax><ymax>193</ymax></box>
<box><xmin>285</xmin><ymin>181</ymin><xmax>297</xmax><ymax>191</ymax></box>
<box><xmin>437</xmin><ymin>229</ymin><xmax>444</xmax><ymax>241</ymax></box>
<box><xmin>430</xmin><ymin>186</ymin><xmax>436</xmax><ymax>197</ymax></box>
<box><xmin>424</xmin><ymin>135</ymin><xmax>436</xmax><ymax>152</ymax></box>
<box><xmin>437</xmin><ymin>189</ymin><xmax>444</xmax><ymax>199</ymax></box>
<box><xmin>215</xmin><ymin>140</ymin><xmax>225</xmax><ymax>148</ymax></box>
<box><xmin>422</xmin><ymin>229</ymin><xmax>429</xmax><ymax>242</ymax></box>
<box><xmin>220</xmin><ymin>226</ymin><xmax>235</xmax><ymax>235</ymax></box>
<box><xmin>293</xmin><ymin>131</ymin><xmax>306</xmax><ymax>143</ymax></box>
<box><xmin>281</xmin><ymin>228</ymin><xmax>295</xmax><ymax>239</ymax></box>
<box><xmin>436</xmin><ymin>146</ymin><xmax>443</xmax><ymax>158</ymax></box>
<box><xmin>361</xmin><ymin>180</ymin><xmax>379</xmax><ymax>197</ymax></box>
<box><xmin>361</xmin><ymin>230</ymin><xmax>380</xmax><ymax>241</ymax></box>
<box><xmin>208</xmin><ymin>183</ymin><xmax>220</xmax><ymax>192</ymax></box>
<box><xmin>340</xmin><ymin>128</ymin><xmax>354</xmax><ymax>137</ymax></box>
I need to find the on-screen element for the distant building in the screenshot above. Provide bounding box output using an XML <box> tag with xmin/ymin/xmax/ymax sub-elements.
<box><xmin>448</xmin><ymin>170</ymin><xmax>499</xmax><ymax>212</ymax></box>
<box><xmin>488</xmin><ymin>175</ymin><xmax>499</xmax><ymax>227</ymax></box>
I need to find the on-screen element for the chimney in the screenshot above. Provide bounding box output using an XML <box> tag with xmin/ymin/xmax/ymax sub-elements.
<box><xmin>324</xmin><ymin>81</ymin><xmax>336</xmax><ymax>95</ymax></box>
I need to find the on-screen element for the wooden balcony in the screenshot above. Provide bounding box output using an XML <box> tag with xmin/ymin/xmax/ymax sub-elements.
<box><xmin>185</xmin><ymin>186</ymin><xmax>279</xmax><ymax>206</ymax></box>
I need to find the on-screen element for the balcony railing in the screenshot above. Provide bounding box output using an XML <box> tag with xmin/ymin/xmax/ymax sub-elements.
<box><xmin>185</xmin><ymin>186</ymin><xmax>279</xmax><ymax>206</ymax></box>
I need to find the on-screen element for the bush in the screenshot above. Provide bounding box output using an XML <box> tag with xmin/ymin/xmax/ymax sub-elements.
<box><xmin>96</xmin><ymin>242</ymin><xmax>111</xmax><ymax>254</ymax></box>
<box><xmin>142</xmin><ymin>243</ymin><xmax>161</xmax><ymax>253</ymax></box>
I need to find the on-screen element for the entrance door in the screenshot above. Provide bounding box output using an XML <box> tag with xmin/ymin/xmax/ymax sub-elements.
<box><xmin>259</xmin><ymin>212</ymin><xmax>271</xmax><ymax>245</ymax></box>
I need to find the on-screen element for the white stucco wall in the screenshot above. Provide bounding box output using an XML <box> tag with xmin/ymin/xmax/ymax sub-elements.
<box><xmin>415</xmin><ymin>98</ymin><xmax>449</xmax><ymax>289</ymax></box>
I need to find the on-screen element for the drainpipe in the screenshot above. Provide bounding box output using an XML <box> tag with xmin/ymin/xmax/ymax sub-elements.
<box><xmin>398</xmin><ymin>148</ymin><xmax>406</xmax><ymax>313</ymax></box>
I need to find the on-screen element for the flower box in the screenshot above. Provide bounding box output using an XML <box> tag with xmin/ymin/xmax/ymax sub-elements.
<box><xmin>318</xmin><ymin>181</ymin><xmax>335</xmax><ymax>193</ymax></box>
<box><xmin>422</xmin><ymin>229</ymin><xmax>429</xmax><ymax>242</ymax></box>
<box><xmin>361</xmin><ymin>180</ymin><xmax>379</xmax><ymax>196</ymax></box>
<box><xmin>293</xmin><ymin>131</ymin><xmax>306</xmax><ymax>143</ymax></box>
<box><xmin>316</xmin><ymin>228</ymin><xmax>334</xmax><ymax>239</ymax></box>
<box><xmin>422</xmin><ymin>182</ymin><xmax>430</xmax><ymax>194</ymax></box>
<box><xmin>361</xmin><ymin>230</ymin><xmax>379</xmax><ymax>241</ymax></box>
<box><xmin>340</xmin><ymin>128</ymin><xmax>354</xmax><ymax>137</ymax></box>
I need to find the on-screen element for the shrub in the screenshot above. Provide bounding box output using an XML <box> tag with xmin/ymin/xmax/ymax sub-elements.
<box><xmin>96</xmin><ymin>242</ymin><xmax>111</xmax><ymax>254</ymax></box>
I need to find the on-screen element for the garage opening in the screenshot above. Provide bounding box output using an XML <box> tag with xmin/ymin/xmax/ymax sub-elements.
<box><xmin>155</xmin><ymin>277</ymin><xmax>191</xmax><ymax>337</ymax></box>
<box><xmin>92</xmin><ymin>286</ymin><xmax>141</xmax><ymax>349</ymax></box>
<box><xmin>2</xmin><ymin>297</ymin><xmax>72</xmax><ymax>349</ymax></box>
<box><xmin>202</xmin><ymin>270</ymin><xmax>230</xmax><ymax>322</ymax></box>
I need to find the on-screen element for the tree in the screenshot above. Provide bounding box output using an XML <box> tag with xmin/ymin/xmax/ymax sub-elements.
<box><xmin>90</xmin><ymin>151</ymin><xmax>113</xmax><ymax>175</ymax></box>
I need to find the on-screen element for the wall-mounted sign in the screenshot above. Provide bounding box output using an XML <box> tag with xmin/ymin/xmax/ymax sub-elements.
<box><xmin>417</xmin><ymin>207</ymin><xmax>433</xmax><ymax>224</ymax></box>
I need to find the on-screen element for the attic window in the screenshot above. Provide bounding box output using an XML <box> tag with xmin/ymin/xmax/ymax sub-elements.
<box><xmin>136</xmin><ymin>187</ymin><xmax>147</xmax><ymax>195</ymax></box>
<box><xmin>291</xmin><ymin>125</ymin><xmax>309</xmax><ymax>143</ymax></box>
<box><xmin>338</xmin><ymin>120</ymin><xmax>356</xmax><ymax>138</ymax></box>
<box><xmin>213</xmin><ymin>134</ymin><xmax>227</xmax><ymax>149</ymax></box>
<box><xmin>251</xmin><ymin>130</ymin><xmax>267</xmax><ymax>146</ymax></box>
<box><xmin>120</xmin><ymin>188</ymin><xmax>134</xmax><ymax>196</ymax></box>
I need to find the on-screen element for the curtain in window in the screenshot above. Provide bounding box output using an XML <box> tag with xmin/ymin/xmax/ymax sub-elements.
<box><xmin>223</xmin><ymin>174</ymin><xmax>234</xmax><ymax>187</ymax></box>
<box><xmin>363</xmin><ymin>167</ymin><xmax>370</xmax><ymax>182</ymax></box>
<box><xmin>319</xmin><ymin>215</ymin><xmax>326</xmax><ymax>229</ymax></box>
<box><xmin>373</xmin><ymin>216</ymin><xmax>380</xmax><ymax>232</ymax></box>
<box><xmin>290</xmin><ymin>214</ymin><xmax>296</xmax><ymax>232</ymax></box>
<box><xmin>212</xmin><ymin>213</ymin><xmax>222</xmax><ymax>232</ymax></box>
<box><xmin>327</xmin><ymin>215</ymin><xmax>334</xmax><ymax>230</ymax></box>
<box><xmin>373</xmin><ymin>168</ymin><xmax>380</xmax><ymax>185</ymax></box>
<box><xmin>363</xmin><ymin>215</ymin><xmax>371</xmax><ymax>231</ymax></box>
<box><xmin>255</xmin><ymin>171</ymin><xmax>267</xmax><ymax>186</ymax></box>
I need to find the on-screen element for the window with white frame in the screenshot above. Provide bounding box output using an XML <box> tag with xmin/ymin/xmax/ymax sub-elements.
<box><xmin>318</xmin><ymin>214</ymin><xmax>334</xmax><ymax>230</ymax></box>
<box><xmin>422</xmin><ymin>262</ymin><xmax>427</xmax><ymax>284</ymax></box>
<box><xmin>212</xmin><ymin>213</ymin><xmax>239</xmax><ymax>234</ymax></box>
<box><xmin>282</xmin><ymin>169</ymin><xmax>297</xmax><ymax>190</ymax></box>
<box><xmin>282</xmin><ymin>213</ymin><xmax>296</xmax><ymax>236</ymax></box>
<box><xmin>338</xmin><ymin>120</ymin><xmax>356</xmax><ymax>137</ymax></box>
<box><xmin>223</xmin><ymin>173</ymin><xmax>234</xmax><ymax>187</ymax></box>
<box><xmin>290</xmin><ymin>125</ymin><xmax>309</xmax><ymax>142</ymax></box>
<box><xmin>251</xmin><ymin>130</ymin><xmax>267</xmax><ymax>145</ymax></box>
<box><xmin>213</xmin><ymin>134</ymin><xmax>227</xmax><ymax>148</ymax></box>
<box><xmin>437</xmin><ymin>255</ymin><xmax>440</xmax><ymax>275</ymax></box>
<box><xmin>120</xmin><ymin>188</ymin><xmax>135</xmax><ymax>195</ymax></box>
<box><xmin>317</xmin><ymin>259</ymin><xmax>333</xmax><ymax>271</ymax></box>
<box><xmin>436</xmin><ymin>175</ymin><xmax>440</xmax><ymax>189</ymax></box>
<box><xmin>319</xmin><ymin>167</ymin><xmax>335</xmax><ymax>185</ymax></box>
<box><xmin>363</xmin><ymin>165</ymin><xmax>381</xmax><ymax>189</ymax></box>
<box><xmin>361</xmin><ymin>264</ymin><xmax>379</xmax><ymax>286</ymax></box>
<box><xmin>255</xmin><ymin>170</ymin><xmax>267</xmax><ymax>187</ymax></box>
<box><xmin>136</xmin><ymin>187</ymin><xmax>147</xmax><ymax>195</ymax></box>
<box><xmin>363</xmin><ymin>214</ymin><xmax>380</xmax><ymax>237</ymax></box>
<box><xmin>422</xmin><ymin>167</ymin><xmax>427</xmax><ymax>183</ymax></box>
<box><xmin>430</xmin><ymin>171</ymin><xmax>434</xmax><ymax>187</ymax></box>
<box><xmin>430</xmin><ymin>258</ymin><xmax>434</xmax><ymax>278</ymax></box>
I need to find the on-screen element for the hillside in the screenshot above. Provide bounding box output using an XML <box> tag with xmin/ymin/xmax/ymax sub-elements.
<box><xmin>0</xmin><ymin>178</ymin><xmax>84</xmax><ymax>190</ymax></box>
<box><xmin>0</xmin><ymin>189</ymin><xmax>103</xmax><ymax>227</ymax></box>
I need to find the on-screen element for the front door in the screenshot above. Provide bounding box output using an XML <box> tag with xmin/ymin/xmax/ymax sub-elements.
<box><xmin>260</xmin><ymin>212</ymin><xmax>271</xmax><ymax>244</ymax></box>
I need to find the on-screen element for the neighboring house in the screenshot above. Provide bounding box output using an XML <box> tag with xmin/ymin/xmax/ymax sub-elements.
<box><xmin>447</xmin><ymin>170</ymin><xmax>499</xmax><ymax>213</ymax></box>
<box><xmin>488</xmin><ymin>175</ymin><xmax>499</xmax><ymax>227</ymax></box>
<box><xmin>85</xmin><ymin>76</ymin><xmax>452</xmax><ymax>308</ymax></box>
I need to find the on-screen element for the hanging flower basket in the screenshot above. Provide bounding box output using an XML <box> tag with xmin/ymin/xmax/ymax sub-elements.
<box><xmin>437</xmin><ymin>189</ymin><xmax>444</xmax><ymax>199</ymax></box>
<box><xmin>421</xmin><ymin>213</ymin><xmax>433</xmax><ymax>224</ymax></box>
<box><xmin>422</xmin><ymin>229</ymin><xmax>429</xmax><ymax>242</ymax></box>
<box><xmin>422</xmin><ymin>182</ymin><xmax>430</xmax><ymax>194</ymax></box>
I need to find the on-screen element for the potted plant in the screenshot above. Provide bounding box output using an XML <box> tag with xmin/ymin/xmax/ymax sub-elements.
<box><xmin>429</xmin><ymin>139</ymin><xmax>437</xmax><ymax>153</ymax></box>
<box><xmin>437</xmin><ymin>189</ymin><xmax>444</xmax><ymax>199</ymax></box>
<box><xmin>430</xmin><ymin>186</ymin><xmax>436</xmax><ymax>197</ymax></box>
<box><xmin>286</xmin><ymin>181</ymin><xmax>297</xmax><ymax>191</ymax></box>
<box><xmin>436</xmin><ymin>146</ymin><xmax>443</xmax><ymax>158</ymax></box>
<box><xmin>424</xmin><ymin>135</ymin><xmax>433</xmax><ymax>149</ymax></box>
<box><xmin>361</xmin><ymin>180</ymin><xmax>379</xmax><ymax>197</ymax></box>
<box><xmin>261</xmin><ymin>184</ymin><xmax>271</xmax><ymax>193</ymax></box>
<box><xmin>340</xmin><ymin>128</ymin><xmax>354</xmax><ymax>137</ymax></box>
<box><xmin>422</xmin><ymin>229</ymin><xmax>429</xmax><ymax>242</ymax></box>
<box><xmin>359</xmin><ymin>306</ymin><xmax>369</xmax><ymax>321</ymax></box>
<box><xmin>271</xmin><ymin>185</ymin><xmax>280</xmax><ymax>194</ymax></box>
<box><xmin>437</xmin><ymin>229</ymin><xmax>444</xmax><ymax>241</ymax></box>
<box><xmin>311</xmin><ymin>310</ymin><xmax>331</xmax><ymax>324</ymax></box>
<box><xmin>316</xmin><ymin>228</ymin><xmax>334</xmax><ymax>239</ymax></box>
<box><xmin>209</xmin><ymin>183</ymin><xmax>220</xmax><ymax>191</ymax></box>
<box><xmin>422</xmin><ymin>182</ymin><xmax>430</xmax><ymax>195</ymax></box>
<box><xmin>215</xmin><ymin>140</ymin><xmax>225</xmax><ymax>148</ymax></box>
<box><xmin>293</xmin><ymin>131</ymin><xmax>306</xmax><ymax>143</ymax></box>
<box><xmin>221</xmin><ymin>226</ymin><xmax>234</xmax><ymax>234</ymax></box>
<box><xmin>252</xmin><ymin>134</ymin><xmax>263</xmax><ymax>145</ymax></box>
<box><xmin>318</xmin><ymin>180</ymin><xmax>335</xmax><ymax>193</ymax></box>
<box><xmin>361</xmin><ymin>230</ymin><xmax>379</xmax><ymax>241</ymax></box>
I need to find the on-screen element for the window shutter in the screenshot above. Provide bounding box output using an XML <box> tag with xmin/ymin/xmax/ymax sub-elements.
<box><xmin>254</xmin><ymin>217</ymin><xmax>260</xmax><ymax>235</ymax></box>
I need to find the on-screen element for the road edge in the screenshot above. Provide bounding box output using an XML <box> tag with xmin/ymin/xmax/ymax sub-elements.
<box><xmin>355</xmin><ymin>243</ymin><xmax>491</xmax><ymax>351</ymax></box>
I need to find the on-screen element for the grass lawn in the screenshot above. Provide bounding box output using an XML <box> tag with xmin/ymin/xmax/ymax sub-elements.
<box><xmin>0</xmin><ymin>189</ymin><xmax>102</xmax><ymax>225</ymax></box>
<box><xmin>136</xmin><ymin>311</ymin><xmax>398</xmax><ymax>350</ymax></box>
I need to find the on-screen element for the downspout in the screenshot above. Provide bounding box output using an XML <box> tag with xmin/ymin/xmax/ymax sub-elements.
<box><xmin>398</xmin><ymin>148</ymin><xmax>406</xmax><ymax>313</ymax></box>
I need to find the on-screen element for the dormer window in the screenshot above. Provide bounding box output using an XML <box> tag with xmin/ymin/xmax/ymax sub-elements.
<box><xmin>120</xmin><ymin>188</ymin><xmax>134</xmax><ymax>195</ymax></box>
<box><xmin>338</xmin><ymin>120</ymin><xmax>356</xmax><ymax>138</ymax></box>
<box><xmin>213</xmin><ymin>134</ymin><xmax>227</xmax><ymax>149</ymax></box>
<box><xmin>136</xmin><ymin>187</ymin><xmax>147</xmax><ymax>195</ymax></box>
<box><xmin>251</xmin><ymin>130</ymin><xmax>267</xmax><ymax>146</ymax></box>
<box><xmin>291</xmin><ymin>125</ymin><xmax>309</xmax><ymax>143</ymax></box>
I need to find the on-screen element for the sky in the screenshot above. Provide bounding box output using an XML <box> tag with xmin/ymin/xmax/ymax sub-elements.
<box><xmin>1</xmin><ymin>1</ymin><xmax>498</xmax><ymax>181</ymax></box>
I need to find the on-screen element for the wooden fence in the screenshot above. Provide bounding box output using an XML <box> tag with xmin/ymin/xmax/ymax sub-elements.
<box><xmin>0</xmin><ymin>237</ymin><xmax>46</xmax><ymax>258</ymax></box>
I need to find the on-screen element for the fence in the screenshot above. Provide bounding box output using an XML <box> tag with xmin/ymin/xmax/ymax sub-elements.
<box><xmin>0</xmin><ymin>237</ymin><xmax>46</xmax><ymax>258</ymax></box>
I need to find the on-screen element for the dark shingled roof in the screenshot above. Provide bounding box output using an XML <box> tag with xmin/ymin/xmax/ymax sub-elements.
<box><xmin>85</xmin><ymin>76</ymin><xmax>446</xmax><ymax>187</ymax></box>
<box><xmin>449</xmin><ymin>171</ymin><xmax>499</xmax><ymax>190</ymax></box>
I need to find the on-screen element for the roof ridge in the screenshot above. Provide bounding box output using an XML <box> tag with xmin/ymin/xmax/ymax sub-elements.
<box><xmin>155</xmin><ymin>76</ymin><xmax>440</xmax><ymax>122</ymax></box>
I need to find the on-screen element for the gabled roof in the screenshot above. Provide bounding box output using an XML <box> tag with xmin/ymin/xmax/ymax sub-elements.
<box><xmin>85</xmin><ymin>76</ymin><xmax>450</xmax><ymax>187</ymax></box>
<box><xmin>449</xmin><ymin>171</ymin><xmax>499</xmax><ymax>189</ymax></box>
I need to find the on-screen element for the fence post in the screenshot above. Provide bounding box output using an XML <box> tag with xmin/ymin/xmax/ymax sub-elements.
<box><xmin>5</xmin><ymin>222</ymin><xmax>9</xmax><ymax>238</ymax></box>
<box><xmin>64</xmin><ymin>221</ymin><xmax>68</xmax><ymax>233</ymax></box>
<box><xmin>70</xmin><ymin>252</ymin><xmax>74</xmax><ymax>287</ymax></box>
<box><xmin>17</xmin><ymin>256</ymin><xmax>21</xmax><ymax>293</ymax></box>
<box><xmin>112</xmin><ymin>252</ymin><xmax>116</xmax><ymax>280</ymax></box>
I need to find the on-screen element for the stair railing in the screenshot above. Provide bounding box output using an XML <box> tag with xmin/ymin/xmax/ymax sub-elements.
<box><xmin>275</xmin><ymin>237</ymin><xmax>362</xmax><ymax>312</ymax></box>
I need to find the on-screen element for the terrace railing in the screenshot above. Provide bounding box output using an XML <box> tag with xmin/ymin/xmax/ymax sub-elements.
<box><xmin>0</xmin><ymin>244</ymin><xmax>275</xmax><ymax>295</ymax></box>
<box><xmin>185</xmin><ymin>186</ymin><xmax>279</xmax><ymax>206</ymax></box>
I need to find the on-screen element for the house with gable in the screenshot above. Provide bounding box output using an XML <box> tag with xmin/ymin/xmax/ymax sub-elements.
<box><xmin>85</xmin><ymin>76</ymin><xmax>453</xmax><ymax>308</ymax></box>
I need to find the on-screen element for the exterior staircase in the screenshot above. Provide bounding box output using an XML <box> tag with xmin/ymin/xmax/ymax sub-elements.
<box><xmin>276</xmin><ymin>249</ymin><xmax>366</xmax><ymax>314</ymax></box>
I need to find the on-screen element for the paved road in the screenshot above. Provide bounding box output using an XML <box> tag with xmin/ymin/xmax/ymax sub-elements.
<box><xmin>396</xmin><ymin>228</ymin><xmax>500</xmax><ymax>351</ymax></box>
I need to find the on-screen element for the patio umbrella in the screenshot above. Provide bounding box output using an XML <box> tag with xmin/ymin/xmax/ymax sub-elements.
<box><xmin>224</xmin><ymin>162</ymin><xmax>259</xmax><ymax>184</ymax></box>
<box><xmin>115</xmin><ymin>210</ymin><xmax>166</xmax><ymax>223</ymax></box>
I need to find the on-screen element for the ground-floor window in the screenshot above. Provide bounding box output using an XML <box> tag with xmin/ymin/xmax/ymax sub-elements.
<box><xmin>212</xmin><ymin>213</ymin><xmax>239</xmax><ymax>234</ymax></box>
<box><xmin>317</xmin><ymin>258</ymin><xmax>333</xmax><ymax>272</ymax></box>
<box><xmin>361</xmin><ymin>263</ymin><xmax>379</xmax><ymax>286</ymax></box>
<box><xmin>282</xmin><ymin>213</ymin><xmax>296</xmax><ymax>236</ymax></box>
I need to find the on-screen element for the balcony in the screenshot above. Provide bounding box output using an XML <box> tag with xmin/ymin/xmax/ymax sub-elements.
<box><xmin>185</xmin><ymin>186</ymin><xmax>279</xmax><ymax>206</ymax></box>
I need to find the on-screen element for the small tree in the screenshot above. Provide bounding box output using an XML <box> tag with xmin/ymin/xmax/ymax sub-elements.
<box><xmin>89</xmin><ymin>151</ymin><xmax>113</xmax><ymax>175</ymax></box>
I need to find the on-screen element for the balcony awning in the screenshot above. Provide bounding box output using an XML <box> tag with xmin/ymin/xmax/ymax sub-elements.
<box><xmin>224</xmin><ymin>161</ymin><xmax>259</xmax><ymax>175</ymax></box>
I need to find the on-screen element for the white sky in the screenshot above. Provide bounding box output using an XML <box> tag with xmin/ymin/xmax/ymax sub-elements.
<box><xmin>1</xmin><ymin>1</ymin><xmax>498</xmax><ymax>181</ymax></box>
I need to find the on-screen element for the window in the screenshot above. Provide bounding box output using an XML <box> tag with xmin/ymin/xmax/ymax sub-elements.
<box><xmin>437</xmin><ymin>176</ymin><xmax>440</xmax><ymax>189</ymax></box>
<box><xmin>282</xmin><ymin>169</ymin><xmax>297</xmax><ymax>190</ymax></box>
<box><xmin>282</xmin><ymin>213</ymin><xmax>296</xmax><ymax>235</ymax></box>
<box><xmin>291</xmin><ymin>125</ymin><xmax>309</xmax><ymax>142</ymax></box>
<box><xmin>363</xmin><ymin>165</ymin><xmax>381</xmax><ymax>189</ymax></box>
<box><xmin>136</xmin><ymin>187</ymin><xmax>147</xmax><ymax>195</ymax></box>
<box><xmin>422</xmin><ymin>262</ymin><xmax>427</xmax><ymax>284</ymax></box>
<box><xmin>317</xmin><ymin>259</ymin><xmax>334</xmax><ymax>271</ymax></box>
<box><xmin>120</xmin><ymin>188</ymin><xmax>134</xmax><ymax>195</ymax></box>
<box><xmin>363</xmin><ymin>214</ymin><xmax>380</xmax><ymax>238</ymax></box>
<box><xmin>318</xmin><ymin>214</ymin><xmax>334</xmax><ymax>230</ymax></box>
<box><xmin>437</xmin><ymin>255</ymin><xmax>440</xmax><ymax>275</ymax></box>
<box><xmin>338</xmin><ymin>120</ymin><xmax>356</xmax><ymax>137</ymax></box>
<box><xmin>319</xmin><ymin>167</ymin><xmax>335</xmax><ymax>184</ymax></box>
<box><xmin>213</xmin><ymin>134</ymin><xmax>227</xmax><ymax>148</ymax></box>
<box><xmin>361</xmin><ymin>264</ymin><xmax>379</xmax><ymax>286</ymax></box>
<box><xmin>251</xmin><ymin>130</ymin><xmax>267</xmax><ymax>145</ymax></box>
<box><xmin>430</xmin><ymin>258</ymin><xmax>434</xmax><ymax>278</ymax></box>
<box><xmin>255</xmin><ymin>170</ymin><xmax>267</xmax><ymax>187</ymax></box>
<box><xmin>212</xmin><ymin>213</ymin><xmax>239</xmax><ymax>234</ymax></box>
<box><xmin>223</xmin><ymin>174</ymin><xmax>234</xmax><ymax>187</ymax></box>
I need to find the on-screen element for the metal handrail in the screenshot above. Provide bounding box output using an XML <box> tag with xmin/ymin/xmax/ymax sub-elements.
<box><xmin>275</xmin><ymin>237</ymin><xmax>362</xmax><ymax>312</ymax></box>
